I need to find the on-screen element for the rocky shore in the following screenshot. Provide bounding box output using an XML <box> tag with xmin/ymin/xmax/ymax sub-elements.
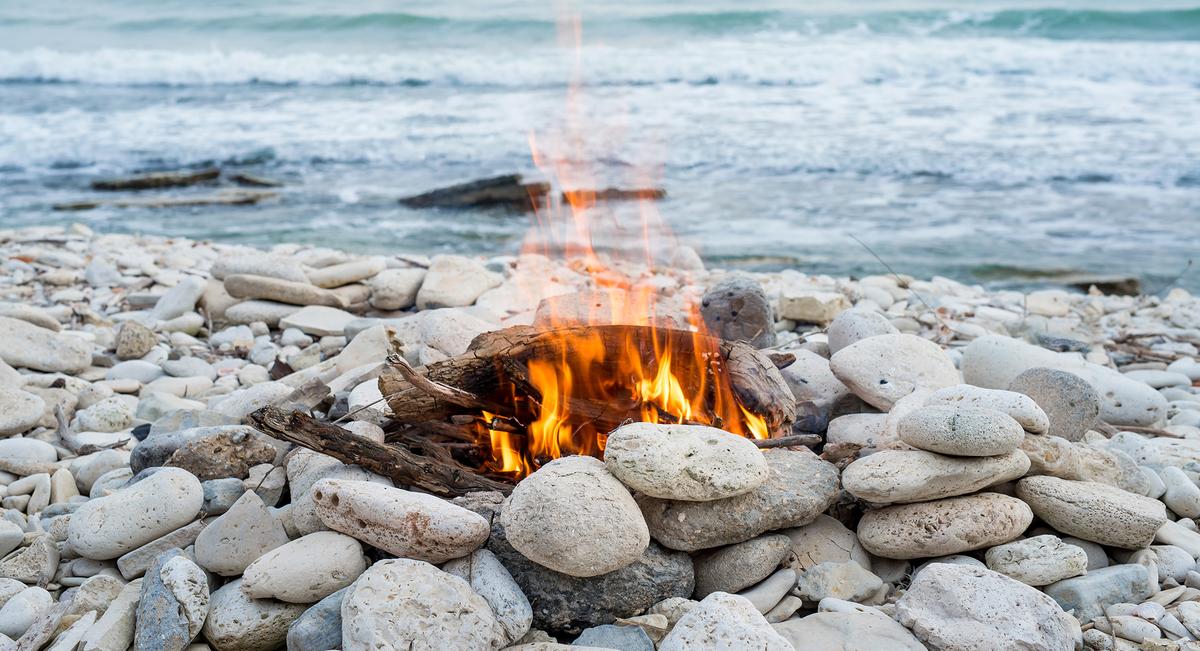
<box><xmin>1</xmin><ymin>224</ymin><xmax>1199</xmax><ymax>650</ymax></box>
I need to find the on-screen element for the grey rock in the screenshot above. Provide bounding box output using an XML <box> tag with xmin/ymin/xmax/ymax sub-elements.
<box><xmin>201</xmin><ymin>478</ymin><xmax>246</xmax><ymax>515</ymax></box>
<box><xmin>700</xmin><ymin>274</ymin><xmax>774</xmax><ymax>349</ymax></box>
<box><xmin>443</xmin><ymin>548</ymin><xmax>533</xmax><ymax>645</ymax></box>
<box><xmin>638</xmin><ymin>449</ymin><xmax>840</xmax><ymax>552</ymax></box>
<box><xmin>1016</xmin><ymin>475</ymin><xmax>1167</xmax><ymax>549</ymax></box>
<box><xmin>202</xmin><ymin>579</ymin><xmax>307</xmax><ymax>651</ymax></box>
<box><xmin>827</xmin><ymin>309</ymin><xmax>898</xmax><ymax>355</ymax></box>
<box><xmin>117</xmin><ymin>520</ymin><xmax>206</xmax><ymax>580</ymax></box>
<box><xmin>1009</xmin><ymin>367</ymin><xmax>1101</xmax><ymax>441</ymax></box>
<box><xmin>794</xmin><ymin>561</ymin><xmax>883</xmax><ymax>603</ymax></box>
<box><xmin>692</xmin><ymin>534</ymin><xmax>792</xmax><ymax>599</ymax></box>
<box><xmin>149</xmin><ymin>410</ymin><xmax>239</xmax><ymax>436</ymax></box>
<box><xmin>131</xmin><ymin>425</ymin><xmax>255</xmax><ymax>474</ymax></box>
<box><xmin>773</xmin><ymin>610</ymin><xmax>925</xmax><ymax>651</ymax></box>
<box><xmin>736</xmin><ymin>568</ymin><xmax>796</xmax><ymax>613</ymax></box>
<box><xmin>1043</xmin><ymin>564</ymin><xmax>1154</xmax><ymax>623</ymax></box>
<box><xmin>193</xmin><ymin>490</ymin><xmax>289</xmax><ymax>577</ymax></box>
<box><xmin>134</xmin><ymin>550</ymin><xmax>207</xmax><ymax>651</ymax></box>
<box><xmin>150</xmin><ymin>276</ymin><xmax>206</xmax><ymax>321</ymax></box>
<box><xmin>575</xmin><ymin>624</ymin><xmax>656</xmax><ymax>651</ymax></box>
<box><xmin>286</xmin><ymin>587</ymin><xmax>347</xmax><ymax>651</ymax></box>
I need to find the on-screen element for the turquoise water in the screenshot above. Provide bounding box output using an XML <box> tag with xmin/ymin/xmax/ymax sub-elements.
<box><xmin>1</xmin><ymin>1</ymin><xmax>1199</xmax><ymax>289</ymax></box>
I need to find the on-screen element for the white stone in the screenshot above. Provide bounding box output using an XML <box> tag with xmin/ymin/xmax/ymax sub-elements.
<box><xmin>67</xmin><ymin>467</ymin><xmax>204</xmax><ymax>560</ymax></box>
<box><xmin>79</xmin><ymin>578</ymin><xmax>142</xmax><ymax>651</ymax></box>
<box><xmin>857</xmin><ymin>493</ymin><xmax>1032</xmax><ymax>560</ymax></box>
<box><xmin>415</xmin><ymin>255</ymin><xmax>502</xmax><ymax>310</ymax></box>
<box><xmin>829</xmin><ymin>333</ymin><xmax>960</xmax><ymax>410</ymax></box>
<box><xmin>193</xmin><ymin>490</ymin><xmax>290</xmax><ymax>576</ymax></box>
<box><xmin>603</xmin><ymin>423</ymin><xmax>769</xmax><ymax>501</ymax></box>
<box><xmin>926</xmin><ymin>384</ymin><xmax>1050</xmax><ymax>434</ymax></box>
<box><xmin>736</xmin><ymin>569</ymin><xmax>797</xmax><ymax>613</ymax></box>
<box><xmin>150</xmin><ymin>276</ymin><xmax>207</xmax><ymax>321</ymax></box>
<box><xmin>242</xmin><ymin>531</ymin><xmax>367</xmax><ymax>603</ymax></box>
<box><xmin>827</xmin><ymin>309</ymin><xmax>899</xmax><ymax>355</ymax></box>
<box><xmin>1161</xmin><ymin>466</ymin><xmax>1200</xmax><ymax>518</ymax></box>
<box><xmin>658</xmin><ymin>592</ymin><xmax>792</xmax><ymax>651</ymax></box>
<box><xmin>0</xmin><ymin>387</ymin><xmax>45</xmax><ymax>435</ymax></box>
<box><xmin>0</xmin><ymin>315</ymin><xmax>92</xmax><ymax>373</ymax></box>
<box><xmin>898</xmin><ymin>405</ymin><xmax>1025</xmax><ymax>457</ymax></box>
<box><xmin>773</xmin><ymin>610</ymin><xmax>924</xmax><ymax>651</ymax></box>
<box><xmin>202</xmin><ymin>579</ymin><xmax>307</xmax><ymax>651</ymax></box>
<box><xmin>73</xmin><ymin>396</ymin><xmax>134</xmax><ymax>433</ymax></box>
<box><xmin>778</xmin><ymin>289</ymin><xmax>849</xmax><ymax>324</ymax></box>
<box><xmin>842</xmin><ymin>448</ymin><xmax>1030</xmax><ymax>504</ymax></box>
<box><xmin>368</xmin><ymin>268</ymin><xmax>426</xmax><ymax>310</ymax></box>
<box><xmin>443</xmin><ymin>549</ymin><xmax>533</xmax><ymax>645</ymax></box>
<box><xmin>279</xmin><ymin>305</ymin><xmax>358</xmax><ymax>337</ymax></box>
<box><xmin>1016</xmin><ymin>476</ymin><xmax>1166</xmax><ymax>549</ymax></box>
<box><xmin>0</xmin><ymin>586</ymin><xmax>52</xmax><ymax>639</ymax></box>
<box><xmin>984</xmin><ymin>534</ymin><xmax>1089</xmax><ymax>586</ymax></box>
<box><xmin>160</xmin><ymin>555</ymin><xmax>210</xmax><ymax>639</ymax></box>
<box><xmin>793</xmin><ymin>561</ymin><xmax>882</xmax><ymax>603</ymax></box>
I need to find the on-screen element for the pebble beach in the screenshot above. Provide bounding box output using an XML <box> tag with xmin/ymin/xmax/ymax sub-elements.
<box><xmin>1</xmin><ymin>223</ymin><xmax>1200</xmax><ymax>650</ymax></box>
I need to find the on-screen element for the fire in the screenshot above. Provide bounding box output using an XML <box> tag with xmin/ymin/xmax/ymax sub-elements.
<box><xmin>476</xmin><ymin>12</ymin><xmax>769</xmax><ymax>478</ymax></box>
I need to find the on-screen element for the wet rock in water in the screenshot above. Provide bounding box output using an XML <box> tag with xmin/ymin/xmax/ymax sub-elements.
<box><xmin>984</xmin><ymin>534</ymin><xmax>1089</xmax><ymax>586</ymax></box>
<box><xmin>340</xmin><ymin>559</ymin><xmax>505</xmax><ymax>651</ymax></box>
<box><xmin>700</xmin><ymin>273</ymin><xmax>775</xmax><ymax>348</ymax></box>
<box><xmin>443</xmin><ymin>548</ymin><xmax>533</xmax><ymax>645</ymax></box>
<box><xmin>134</xmin><ymin>550</ymin><xmax>209</xmax><ymax>651</ymax></box>
<box><xmin>399</xmin><ymin>173</ymin><xmax>549</xmax><ymax>211</ymax></box>
<box><xmin>1008</xmin><ymin>367</ymin><xmax>1101</xmax><ymax>441</ymax></box>
<box><xmin>829</xmin><ymin>333</ymin><xmax>960</xmax><ymax>410</ymax></box>
<box><xmin>1042</xmin><ymin>564</ymin><xmax>1154</xmax><ymax>623</ymax></box>
<box><xmin>826</xmin><ymin>309</ymin><xmax>898</xmax><ymax>355</ymax></box>
<box><xmin>0</xmin><ymin>386</ymin><xmax>45</xmax><ymax>435</ymax></box>
<box><xmin>194</xmin><ymin>490</ymin><xmax>290</xmax><ymax>576</ymax></box>
<box><xmin>857</xmin><ymin>493</ymin><xmax>1032</xmax><ymax>560</ymax></box>
<box><xmin>242</xmin><ymin>531</ymin><xmax>368</xmax><ymax>604</ymax></box>
<box><xmin>415</xmin><ymin>255</ymin><xmax>502</xmax><ymax>309</ymax></box>
<box><xmin>895</xmin><ymin>563</ymin><xmax>1076</xmax><ymax>651</ymax></box>
<box><xmin>0</xmin><ymin>315</ymin><xmax>92</xmax><ymax>373</ymax></box>
<box><xmin>1015</xmin><ymin>475</ymin><xmax>1166</xmax><ymax>549</ymax></box>
<box><xmin>658</xmin><ymin>592</ymin><xmax>792</xmax><ymax>650</ymax></box>
<box><xmin>897</xmin><ymin>405</ymin><xmax>1025</xmax><ymax>457</ymax></box>
<box><xmin>638</xmin><ymin>449</ymin><xmax>840</xmax><ymax>552</ymax></box>
<box><xmin>115</xmin><ymin>321</ymin><xmax>156</xmax><ymax>360</ymax></box>
<box><xmin>842</xmin><ymin>448</ymin><xmax>1029</xmax><ymax>505</ymax></box>
<box><xmin>286</xmin><ymin>587</ymin><xmax>348</xmax><ymax>651</ymax></box>
<box><xmin>691</xmin><ymin>534</ymin><xmax>792</xmax><ymax>599</ymax></box>
<box><xmin>502</xmin><ymin>456</ymin><xmax>649</xmax><ymax>577</ymax></box>
<box><xmin>773</xmin><ymin>610</ymin><xmax>926</xmax><ymax>651</ymax></box>
<box><xmin>310</xmin><ymin>478</ymin><xmax>488</xmax><ymax>563</ymax></box>
<box><xmin>202</xmin><ymin>579</ymin><xmax>308</xmax><ymax>651</ymax></box>
<box><xmin>164</xmin><ymin>428</ymin><xmax>277</xmax><ymax>480</ymax></box>
<box><xmin>603</xmin><ymin>423</ymin><xmax>769</xmax><ymax>501</ymax></box>
<box><xmin>67</xmin><ymin>467</ymin><xmax>203</xmax><ymax>560</ymax></box>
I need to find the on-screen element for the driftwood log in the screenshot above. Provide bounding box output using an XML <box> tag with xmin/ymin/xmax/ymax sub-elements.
<box><xmin>378</xmin><ymin>324</ymin><xmax>796</xmax><ymax>437</ymax></box>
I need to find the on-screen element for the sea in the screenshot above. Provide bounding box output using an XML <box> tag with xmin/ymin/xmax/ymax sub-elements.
<box><xmin>2</xmin><ymin>1</ymin><xmax>1199</xmax><ymax>291</ymax></box>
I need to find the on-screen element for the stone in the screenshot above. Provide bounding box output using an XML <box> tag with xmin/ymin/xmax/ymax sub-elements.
<box><xmin>962</xmin><ymin>335</ymin><xmax>1165</xmax><ymax>427</ymax></box>
<box><xmin>202</xmin><ymin>579</ymin><xmax>307</xmax><ymax>651</ymax></box>
<box><xmin>778</xmin><ymin>288</ymin><xmax>849</xmax><ymax>324</ymax></box>
<box><xmin>165</xmin><ymin>428</ymin><xmax>277</xmax><ymax>480</ymax></box>
<box><xmin>224</xmin><ymin>274</ymin><xmax>345</xmax><ymax>308</ymax></box>
<box><xmin>829</xmin><ymin>333</ymin><xmax>960</xmax><ymax>410</ymax></box>
<box><xmin>985</xmin><ymin>534</ymin><xmax>1089</xmax><ymax>586</ymax></box>
<box><xmin>0</xmin><ymin>586</ymin><xmax>52</xmax><ymax>639</ymax></box>
<box><xmin>115</xmin><ymin>321</ymin><xmax>156</xmax><ymax>360</ymax></box>
<box><xmin>242</xmin><ymin>531</ymin><xmax>367</xmax><ymax>603</ymax></box>
<box><xmin>117</xmin><ymin>519</ymin><xmax>207</xmax><ymax>580</ymax></box>
<box><xmin>278</xmin><ymin>306</ymin><xmax>357</xmax><ymax>337</ymax></box>
<box><xmin>340</xmin><ymin>559</ymin><xmax>505</xmax><ymax>651</ymax></box>
<box><xmin>67</xmin><ymin>467</ymin><xmax>203</xmax><ymax>560</ymax></box>
<box><xmin>778</xmin><ymin>349</ymin><xmax>852</xmax><ymax>426</ymax></box>
<box><xmin>286</xmin><ymin>587</ymin><xmax>347</xmax><ymax>651</ymax></box>
<box><xmin>639</xmin><ymin>449</ymin><xmax>840</xmax><ymax>552</ymax></box>
<box><xmin>367</xmin><ymin>268</ymin><xmax>426</xmax><ymax>310</ymax></box>
<box><xmin>212</xmin><ymin>254</ymin><xmax>309</xmax><ymax>284</ymax></box>
<box><xmin>307</xmin><ymin>257</ymin><xmax>386</xmax><ymax>288</ymax></box>
<box><xmin>0</xmin><ymin>387</ymin><xmax>45</xmax><ymax>435</ymax></box>
<box><xmin>927</xmin><ymin>384</ymin><xmax>1050</xmax><ymax>434</ymax></box>
<box><xmin>194</xmin><ymin>491</ymin><xmax>289</xmax><ymax>576</ymax></box>
<box><xmin>574</xmin><ymin>624</ymin><xmax>655</xmax><ymax>651</ymax></box>
<box><xmin>692</xmin><ymin>534</ymin><xmax>792</xmax><ymax>598</ymax></box>
<box><xmin>896</xmin><ymin>563</ymin><xmax>1075</xmax><ymax>651</ymax></box>
<box><xmin>794</xmin><ymin>561</ymin><xmax>883</xmax><ymax>603</ymax></box>
<box><xmin>1008</xmin><ymin>367</ymin><xmax>1101</xmax><ymax>441</ymax></box>
<box><xmin>0</xmin><ymin>522</ymin><xmax>22</xmax><ymax>558</ymax></box>
<box><xmin>603</xmin><ymin>423</ymin><xmax>769</xmax><ymax>501</ymax></box>
<box><xmin>1125</xmin><ymin>369</ymin><xmax>1191</xmax><ymax>388</ymax></box>
<box><xmin>1152</xmin><ymin>544</ymin><xmax>1194</xmax><ymax>583</ymax></box>
<box><xmin>74</xmin><ymin>396</ymin><xmax>135</xmax><ymax>433</ymax></box>
<box><xmin>827</xmin><ymin>309</ymin><xmax>899</xmax><ymax>355</ymax></box>
<box><xmin>1161</xmin><ymin>466</ymin><xmax>1200</xmax><ymax>518</ymax></box>
<box><xmin>781</xmin><ymin>514</ymin><xmax>872</xmax><ymax>573</ymax></box>
<box><xmin>135</xmin><ymin>551</ymin><xmax>208</xmax><ymax>651</ymax></box>
<box><xmin>50</xmin><ymin>611</ymin><xmax>97</xmax><ymax>651</ymax></box>
<box><xmin>857</xmin><ymin>493</ymin><xmax>1033</xmax><ymax>560</ymax></box>
<box><xmin>773</xmin><ymin>610</ymin><xmax>925</xmax><ymax>651</ymax></box>
<box><xmin>415</xmin><ymin>255</ymin><xmax>502</xmax><ymax>309</ymax></box>
<box><xmin>131</xmin><ymin>425</ymin><xmax>253</xmax><ymax>474</ymax></box>
<box><xmin>898</xmin><ymin>405</ymin><xmax>1024</xmax><ymax>457</ymax></box>
<box><xmin>311</xmin><ymin>478</ymin><xmax>488</xmax><ymax>563</ymax></box>
<box><xmin>502</xmin><ymin>456</ymin><xmax>649</xmax><ymax>577</ymax></box>
<box><xmin>1043</xmin><ymin>564</ymin><xmax>1154</xmax><ymax>623</ymax></box>
<box><xmin>1019</xmin><ymin>433</ymin><xmax>1148</xmax><ymax>494</ymax></box>
<box><xmin>0</xmin><ymin>437</ymin><xmax>57</xmax><ymax>463</ymax></box>
<box><xmin>700</xmin><ymin>274</ymin><xmax>775</xmax><ymax>348</ymax></box>
<box><xmin>444</xmin><ymin>548</ymin><xmax>533</xmax><ymax>645</ymax></box>
<box><xmin>0</xmin><ymin>535</ymin><xmax>58</xmax><ymax>584</ymax></box>
<box><xmin>658</xmin><ymin>592</ymin><xmax>792</xmax><ymax>650</ymax></box>
<box><xmin>842</xmin><ymin>448</ymin><xmax>1029</xmax><ymax>504</ymax></box>
<box><xmin>0</xmin><ymin>315</ymin><xmax>92</xmax><ymax>373</ymax></box>
<box><xmin>1015</xmin><ymin>476</ymin><xmax>1166</xmax><ymax>549</ymax></box>
<box><xmin>737</xmin><ymin>568</ymin><xmax>796</xmax><ymax>613</ymax></box>
<box><xmin>150</xmin><ymin>276</ymin><xmax>207</xmax><ymax>321</ymax></box>
<box><xmin>224</xmin><ymin>300</ymin><xmax>302</xmax><ymax>326</ymax></box>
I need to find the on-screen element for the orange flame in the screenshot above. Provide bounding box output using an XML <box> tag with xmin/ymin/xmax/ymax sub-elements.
<box><xmin>478</xmin><ymin>11</ymin><xmax>768</xmax><ymax>477</ymax></box>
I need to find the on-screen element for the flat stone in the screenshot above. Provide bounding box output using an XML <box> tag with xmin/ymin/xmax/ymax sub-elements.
<box><xmin>778</xmin><ymin>289</ymin><xmax>850</xmax><ymax>325</ymax></box>
<box><xmin>0</xmin><ymin>535</ymin><xmax>58</xmax><ymax>584</ymax></box>
<box><xmin>898</xmin><ymin>405</ymin><xmax>1024</xmax><ymax>456</ymax></box>
<box><xmin>278</xmin><ymin>306</ymin><xmax>357</xmax><ymax>337</ymax></box>
<box><xmin>857</xmin><ymin>492</ymin><xmax>1033</xmax><ymax>560</ymax></box>
<box><xmin>74</xmin><ymin>396</ymin><xmax>134</xmax><ymax>433</ymax></box>
<box><xmin>194</xmin><ymin>491</ymin><xmax>289</xmax><ymax>576</ymax></box>
<box><xmin>842</xmin><ymin>448</ymin><xmax>1030</xmax><ymax>504</ymax></box>
<box><xmin>829</xmin><ymin>333</ymin><xmax>960</xmax><ymax>410</ymax></box>
<box><xmin>202</xmin><ymin>478</ymin><xmax>248</xmax><ymax>515</ymax></box>
<box><xmin>242</xmin><ymin>531</ymin><xmax>367</xmax><ymax>603</ymax></box>
<box><xmin>1043</xmin><ymin>564</ymin><xmax>1154</xmax><ymax>623</ymax></box>
<box><xmin>212</xmin><ymin>254</ymin><xmax>309</xmax><ymax>284</ymax></box>
<box><xmin>116</xmin><ymin>520</ymin><xmax>206</xmax><ymax>580</ymax></box>
<box><xmin>340</xmin><ymin>559</ymin><xmax>505</xmax><ymax>651</ymax></box>
<box><xmin>79</xmin><ymin>578</ymin><xmax>141</xmax><ymax>651</ymax></box>
<box><xmin>827</xmin><ymin>309</ymin><xmax>899</xmax><ymax>355</ymax></box>
<box><xmin>1125</xmin><ymin>369</ymin><xmax>1192</xmax><ymax>388</ymax></box>
<box><xmin>415</xmin><ymin>255</ymin><xmax>502</xmax><ymax>309</ymax></box>
<box><xmin>927</xmin><ymin>384</ymin><xmax>1050</xmax><ymax>434</ymax></box>
<box><xmin>150</xmin><ymin>276</ymin><xmax>206</xmax><ymax>321</ymax></box>
<box><xmin>1008</xmin><ymin>367</ymin><xmax>1101</xmax><ymax>441</ymax></box>
<box><xmin>224</xmin><ymin>300</ymin><xmax>302</xmax><ymax>326</ymax></box>
<box><xmin>0</xmin><ymin>437</ymin><xmax>58</xmax><ymax>463</ymax></box>
<box><xmin>895</xmin><ymin>563</ymin><xmax>1076</xmax><ymax>651</ymax></box>
<box><xmin>1161</xmin><ymin>465</ymin><xmax>1200</xmax><ymax>518</ymax></box>
<box><xmin>638</xmin><ymin>449</ymin><xmax>840</xmax><ymax>552</ymax></box>
<box><xmin>781</xmin><ymin>514</ymin><xmax>872</xmax><ymax>573</ymax></box>
<box><xmin>700</xmin><ymin>273</ymin><xmax>775</xmax><ymax>349</ymax></box>
<box><xmin>773</xmin><ymin>610</ymin><xmax>925</xmax><ymax>651</ymax></box>
<box><xmin>0</xmin><ymin>315</ymin><xmax>92</xmax><ymax>373</ymax></box>
<box><xmin>444</xmin><ymin>548</ymin><xmax>533</xmax><ymax>645</ymax></box>
<box><xmin>736</xmin><ymin>568</ymin><xmax>796</xmax><ymax>613</ymax></box>
<box><xmin>603</xmin><ymin>423</ymin><xmax>769</xmax><ymax>501</ymax></box>
<box><xmin>0</xmin><ymin>387</ymin><xmax>45</xmax><ymax>435</ymax></box>
<box><xmin>1015</xmin><ymin>475</ymin><xmax>1166</xmax><ymax>549</ymax></box>
<box><xmin>202</xmin><ymin>579</ymin><xmax>307</xmax><ymax>651</ymax></box>
<box><xmin>574</xmin><ymin>624</ymin><xmax>655</xmax><ymax>651</ymax></box>
<box><xmin>208</xmin><ymin>381</ymin><xmax>293</xmax><ymax>419</ymax></box>
<box><xmin>311</xmin><ymin>478</ymin><xmax>489</xmax><ymax>563</ymax></box>
<box><xmin>658</xmin><ymin>592</ymin><xmax>791</xmax><ymax>650</ymax></box>
<box><xmin>692</xmin><ymin>534</ymin><xmax>792</xmax><ymax>598</ymax></box>
<box><xmin>286</xmin><ymin>587</ymin><xmax>347</xmax><ymax>651</ymax></box>
<box><xmin>224</xmin><ymin>274</ymin><xmax>346</xmax><ymax>308</ymax></box>
<box><xmin>794</xmin><ymin>561</ymin><xmax>883</xmax><ymax>603</ymax></box>
<box><xmin>984</xmin><ymin>534</ymin><xmax>1089</xmax><ymax>586</ymax></box>
<box><xmin>502</xmin><ymin>456</ymin><xmax>649</xmax><ymax>577</ymax></box>
<box><xmin>67</xmin><ymin>467</ymin><xmax>203</xmax><ymax>560</ymax></box>
<box><xmin>307</xmin><ymin>257</ymin><xmax>386</xmax><ymax>289</ymax></box>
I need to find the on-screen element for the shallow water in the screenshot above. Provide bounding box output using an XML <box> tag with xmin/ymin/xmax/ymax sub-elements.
<box><xmin>2</xmin><ymin>1</ymin><xmax>1198</xmax><ymax>290</ymax></box>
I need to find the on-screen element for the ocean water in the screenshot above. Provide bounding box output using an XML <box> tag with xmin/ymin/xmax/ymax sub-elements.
<box><xmin>2</xmin><ymin>1</ymin><xmax>1199</xmax><ymax>290</ymax></box>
